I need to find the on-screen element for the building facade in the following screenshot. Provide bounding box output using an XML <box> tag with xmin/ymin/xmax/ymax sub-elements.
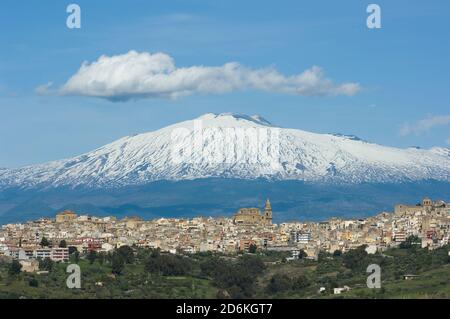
<box><xmin>55</xmin><ymin>210</ymin><xmax>78</xmax><ymax>223</ymax></box>
<box><xmin>233</xmin><ymin>199</ymin><xmax>273</xmax><ymax>226</ymax></box>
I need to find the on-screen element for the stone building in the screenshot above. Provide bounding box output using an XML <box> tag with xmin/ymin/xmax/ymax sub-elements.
<box><xmin>395</xmin><ymin>198</ymin><xmax>448</xmax><ymax>216</ymax></box>
<box><xmin>55</xmin><ymin>210</ymin><xmax>78</xmax><ymax>223</ymax></box>
<box><xmin>20</xmin><ymin>259</ymin><xmax>39</xmax><ymax>273</ymax></box>
<box><xmin>233</xmin><ymin>199</ymin><xmax>273</xmax><ymax>226</ymax></box>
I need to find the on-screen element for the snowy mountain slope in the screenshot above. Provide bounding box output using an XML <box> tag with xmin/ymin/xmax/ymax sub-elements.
<box><xmin>0</xmin><ymin>113</ymin><xmax>449</xmax><ymax>189</ymax></box>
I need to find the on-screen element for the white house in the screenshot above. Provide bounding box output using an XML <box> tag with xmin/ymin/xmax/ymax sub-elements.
<box><xmin>333</xmin><ymin>286</ymin><xmax>351</xmax><ymax>294</ymax></box>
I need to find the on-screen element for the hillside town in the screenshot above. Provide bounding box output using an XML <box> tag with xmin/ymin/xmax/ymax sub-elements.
<box><xmin>0</xmin><ymin>197</ymin><xmax>449</xmax><ymax>272</ymax></box>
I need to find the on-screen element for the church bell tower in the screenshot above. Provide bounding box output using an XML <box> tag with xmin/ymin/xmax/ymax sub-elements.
<box><xmin>264</xmin><ymin>198</ymin><xmax>272</xmax><ymax>225</ymax></box>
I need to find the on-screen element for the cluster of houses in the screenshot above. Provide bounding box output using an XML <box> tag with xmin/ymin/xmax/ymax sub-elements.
<box><xmin>281</xmin><ymin>198</ymin><xmax>449</xmax><ymax>260</ymax></box>
<box><xmin>0</xmin><ymin>198</ymin><xmax>448</xmax><ymax>274</ymax></box>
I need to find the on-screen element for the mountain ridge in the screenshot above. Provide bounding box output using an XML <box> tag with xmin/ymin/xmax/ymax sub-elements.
<box><xmin>0</xmin><ymin>113</ymin><xmax>449</xmax><ymax>189</ymax></box>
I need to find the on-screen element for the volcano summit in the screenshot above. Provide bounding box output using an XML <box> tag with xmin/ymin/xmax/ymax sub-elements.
<box><xmin>1</xmin><ymin>113</ymin><xmax>449</xmax><ymax>190</ymax></box>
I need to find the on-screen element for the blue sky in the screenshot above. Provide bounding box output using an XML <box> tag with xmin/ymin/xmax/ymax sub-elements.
<box><xmin>1</xmin><ymin>0</ymin><xmax>449</xmax><ymax>168</ymax></box>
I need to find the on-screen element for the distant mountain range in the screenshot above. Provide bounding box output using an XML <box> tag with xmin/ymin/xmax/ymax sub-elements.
<box><xmin>0</xmin><ymin>113</ymin><xmax>449</xmax><ymax>223</ymax></box>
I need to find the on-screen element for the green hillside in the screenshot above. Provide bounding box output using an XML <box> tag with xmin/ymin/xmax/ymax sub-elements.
<box><xmin>0</xmin><ymin>242</ymin><xmax>448</xmax><ymax>299</ymax></box>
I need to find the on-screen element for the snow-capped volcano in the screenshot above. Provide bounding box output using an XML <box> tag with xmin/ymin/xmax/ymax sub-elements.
<box><xmin>1</xmin><ymin>113</ymin><xmax>449</xmax><ymax>189</ymax></box>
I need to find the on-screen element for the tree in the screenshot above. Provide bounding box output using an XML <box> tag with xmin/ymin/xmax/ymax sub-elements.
<box><xmin>111</xmin><ymin>253</ymin><xmax>125</xmax><ymax>275</ymax></box>
<box><xmin>29</xmin><ymin>278</ymin><xmax>39</xmax><ymax>287</ymax></box>
<box><xmin>9</xmin><ymin>260</ymin><xmax>22</xmax><ymax>275</ymax></box>
<box><xmin>68</xmin><ymin>246</ymin><xmax>78</xmax><ymax>255</ymax></box>
<box><xmin>59</xmin><ymin>240</ymin><xmax>67</xmax><ymax>248</ymax></box>
<box><xmin>97</xmin><ymin>252</ymin><xmax>106</xmax><ymax>265</ymax></box>
<box><xmin>39</xmin><ymin>258</ymin><xmax>54</xmax><ymax>272</ymax></box>
<box><xmin>343</xmin><ymin>245</ymin><xmax>368</xmax><ymax>270</ymax></box>
<box><xmin>237</xmin><ymin>255</ymin><xmax>265</xmax><ymax>276</ymax></box>
<box><xmin>293</xmin><ymin>275</ymin><xmax>310</xmax><ymax>290</ymax></box>
<box><xmin>298</xmin><ymin>249</ymin><xmax>308</xmax><ymax>259</ymax></box>
<box><xmin>145</xmin><ymin>254</ymin><xmax>192</xmax><ymax>276</ymax></box>
<box><xmin>248</xmin><ymin>244</ymin><xmax>257</xmax><ymax>254</ymax></box>
<box><xmin>200</xmin><ymin>257</ymin><xmax>222</xmax><ymax>278</ymax></box>
<box><xmin>333</xmin><ymin>250</ymin><xmax>342</xmax><ymax>257</ymax></box>
<box><xmin>73</xmin><ymin>251</ymin><xmax>80</xmax><ymax>263</ymax></box>
<box><xmin>318</xmin><ymin>250</ymin><xmax>331</xmax><ymax>262</ymax></box>
<box><xmin>40</xmin><ymin>237</ymin><xmax>50</xmax><ymax>247</ymax></box>
<box><xmin>266</xmin><ymin>274</ymin><xmax>292</xmax><ymax>294</ymax></box>
<box><xmin>117</xmin><ymin>245</ymin><xmax>135</xmax><ymax>264</ymax></box>
<box><xmin>206</xmin><ymin>257</ymin><xmax>258</xmax><ymax>299</ymax></box>
<box><xmin>400</xmin><ymin>235</ymin><xmax>421</xmax><ymax>249</ymax></box>
<box><xmin>87</xmin><ymin>250</ymin><xmax>97</xmax><ymax>264</ymax></box>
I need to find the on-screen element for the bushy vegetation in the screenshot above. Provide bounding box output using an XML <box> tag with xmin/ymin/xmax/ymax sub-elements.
<box><xmin>199</xmin><ymin>254</ymin><xmax>265</xmax><ymax>298</ymax></box>
<box><xmin>0</xmin><ymin>241</ymin><xmax>448</xmax><ymax>299</ymax></box>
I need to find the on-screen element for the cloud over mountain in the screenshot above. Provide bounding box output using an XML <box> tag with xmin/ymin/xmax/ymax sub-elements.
<box><xmin>400</xmin><ymin>114</ymin><xmax>450</xmax><ymax>136</ymax></box>
<box><xmin>45</xmin><ymin>51</ymin><xmax>360</xmax><ymax>101</ymax></box>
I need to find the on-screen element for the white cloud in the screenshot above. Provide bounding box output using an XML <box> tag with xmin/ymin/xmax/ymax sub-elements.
<box><xmin>35</xmin><ymin>82</ymin><xmax>54</xmax><ymax>95</ymax></box>
<box><xmin>400</xmin><ymin>115</ymin><xmax>450</xmax><ymax>136</ymax></box>
<box><xmin>49</xmin><ymin>51</ymin><xmax>360</xmax><ymax>101</ymax></box>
